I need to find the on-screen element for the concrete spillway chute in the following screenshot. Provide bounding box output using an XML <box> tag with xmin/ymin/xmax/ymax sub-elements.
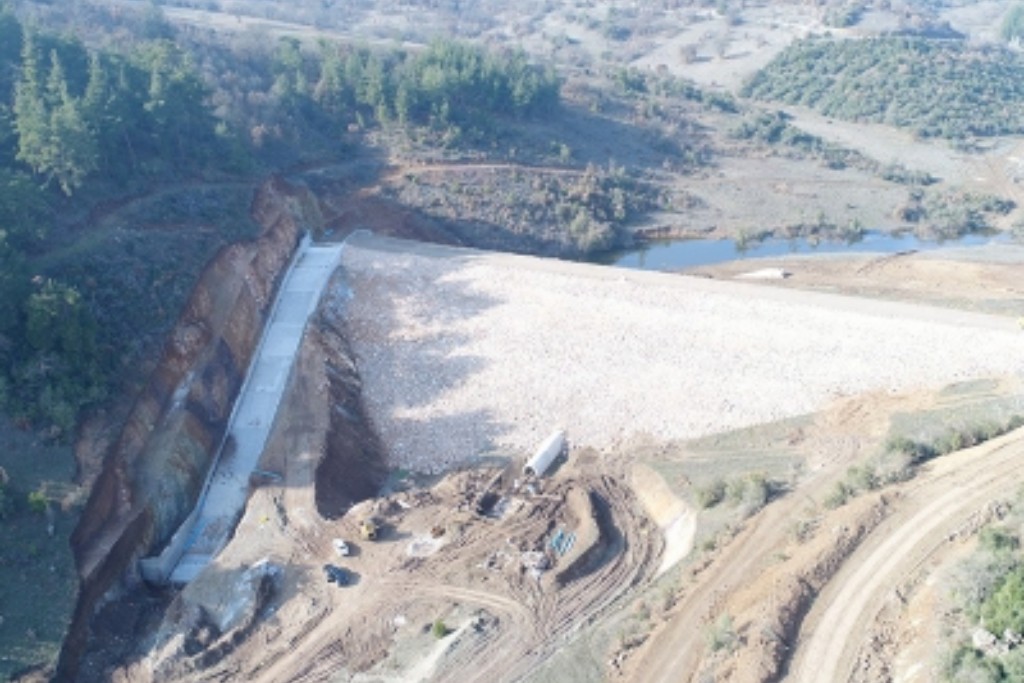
<box><xmin>523</xmin><ymin>430</ymin><xmax>566</xmax><ymax>478</ymax></box>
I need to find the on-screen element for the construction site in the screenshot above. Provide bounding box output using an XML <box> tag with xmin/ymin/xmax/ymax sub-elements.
<box><xmin>56</xmin><ymin>191</ymin><xmax>1024</xmax><ymax>682</ymax></box>
<box><xmin>5</xmin><ymin>0</ymin><xmax>1024</xmax><ymax>680</ymax></box>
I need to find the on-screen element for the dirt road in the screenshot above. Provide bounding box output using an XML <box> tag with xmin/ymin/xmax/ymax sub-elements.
<box><xmin>785</xmin><ymin>428</ymin><xmax>1024</xmax><ymax>683</ymax></box>
<box><xmin>633</xmin><ymin>427</ymin><xmax>1024</xmax><ymax>683</ymax></box>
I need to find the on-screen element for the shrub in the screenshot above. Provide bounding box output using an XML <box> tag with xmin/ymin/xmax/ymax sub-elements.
<box><xmin>789</xmin><ymin>517</ymin><xmax>818</xmax><ymax>543</ymax></box>
<box><xmin>885</xmin><ymin>435</ymin><xmax>936</xmax><ymax>464</ymax></box>
<box><xmin>432</xmin><ymin>619</ymin><xmax>449</xmax><ymax>639</ymax></box>
<box><xmin>696</xmin><ymin>479</ymin><xmax>727</xmax><ymax>509</ymax></box>
<box><xmin>980</xmin><ymin>566</ymin><xmax>1024</xmax><ymax>635</ymax></box>
<box><xmin>943</xmin><ymin>645</ymin><xmax>1007</xmax><ymax>682</ymax></box>
<box><xmin>879</xmin><ymin>163</ymin><xmax>936</xmax><ymax>186</ymax></box>
<box><xmin>26</xmin><ymin>490</ymin><xmax>47</xmax><ymax>515</ymax></box>
<box><xmin>726</xmin><ymin>477</ymin><xmax>748</xmax><ymax>504</ymax></box>
<box><xmin>824</xmin><ymin>481</ymin><xmax>854</xmax><ymax>509</ymax></box>
<box><xmin>731</xmin><ymin>473</ymin><xmax>773</xmax><ymax>517</ymax></box>
<box><xmin>875</xmin><ymin>447</ymin><xmax>915</xmax><ymax>485</ymax></box>
<box><xmin>950</xmin><ymin>550</ymin><xmax>1021</xmax><ymax>618</ymax></box>
<box><xmin>847</xmin><ymin>464</ymin><xmax>879</xmax><ymax>492</ymax></box>
<box><xmin>979</xmin><ymin>527</ymin><xmax>1020</xmax><ymax>554</ymax></box>
<box><xmin>705</xmin><ymin>614</ymin><xmax>737</xmax><ymax>653</ymax></box>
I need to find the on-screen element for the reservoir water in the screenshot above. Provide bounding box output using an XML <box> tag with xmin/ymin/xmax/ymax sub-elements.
<box><xmin>601</xmin><ymin>230</ymin><xmax>1010</xmax><ymax>271</ymax></box>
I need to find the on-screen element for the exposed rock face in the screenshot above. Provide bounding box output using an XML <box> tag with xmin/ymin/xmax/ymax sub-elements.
<box><xmin>56</xmin><ymin>177</ymin><xmax>314</xmax><ymax>681</ymax></box>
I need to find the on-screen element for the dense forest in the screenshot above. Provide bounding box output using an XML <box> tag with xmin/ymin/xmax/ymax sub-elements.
<box><xmin>0</xmin><ymin>7</ymin><xmax>225</xmax><ymax>437</ymax></box>
<box><xmin>0</xmin><ymin>2</ymin><xmax>560</xmax><ymax>437</ymax></box>
<box><xmin>742</xmin><ymin>36</ymin><xmax>1024</xmax><ymax>140</ymax></box>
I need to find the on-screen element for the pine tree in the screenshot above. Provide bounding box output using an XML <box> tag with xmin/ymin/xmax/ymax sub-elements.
<box><xmin>44</xmin><ymin>50</ymin><xmax>97</xmax><ymax>195</ymax></box>
<box><xmin>14</xmin><ymin>39</ymin><xmax>97</xmax><ymax>194</ymax></box>
<box><xmin>82</xmin><ymin>51</ymin><xmax>107</xmax><ymax>128</ymax></box>
<box><xmin>313</xmin><ymin>40</ymin><xmax>346</xmax><ymax>117</ymax></box>
<box><xmin>0</xmin><ymin>8</ymin><xmax>23</xmax><ymax>97</ymax></box>
<box><xmin>13</xmin><ymin>29</ymin><xmax>49</xmax><ymax>178</ymax></box>
<box><xmin>273</xmin><ymin>37</ymin><xmax>306</xmax><ymax>107</ymax></box>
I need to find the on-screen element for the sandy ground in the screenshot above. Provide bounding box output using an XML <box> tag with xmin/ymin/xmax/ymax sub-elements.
<box><xmin>778</xmin><ymin>106</ymin><xmax>977</xmax><ymax>185</ymax></box>
<box><xmin>676</xmin><ymin>155</ymin><xmax>908</xmax><ymax>236</ymax></box>
<box><xmin>339</xmin><ymin>232</ymin><xmax>1024</xmax><ymax>474</ymax></box>
<box><xmin>629</xmin><ymin>4</ymin><xmax>824</xmax><ymax>92</ymax></box>
<box><xmin>691</xmin><ymin>247</ymin><xmax>1024</xmax><ymax>316</ymax></box>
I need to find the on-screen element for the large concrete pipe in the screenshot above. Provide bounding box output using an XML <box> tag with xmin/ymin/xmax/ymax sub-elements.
<box><xmin>523</xmin><ymin>430</ymin><xmax>566</xmax><ymax>478</ymax></box>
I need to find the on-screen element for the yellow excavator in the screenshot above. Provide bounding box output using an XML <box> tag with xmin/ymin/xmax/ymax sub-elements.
<box><xmin>359</xmin><ymin>518</ymin><xmax>379</xmax><ymax>541</ymax></box>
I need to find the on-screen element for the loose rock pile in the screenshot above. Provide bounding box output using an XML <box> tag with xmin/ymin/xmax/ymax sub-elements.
<box><xmin>339</xmin><ymin>235</ymin><xmax>1024</xmax><ymax>473</ymax></box>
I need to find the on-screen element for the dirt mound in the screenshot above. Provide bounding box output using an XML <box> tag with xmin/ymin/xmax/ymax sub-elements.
<box><xmin>554</xmin><ymin>488</ymin><xmax>613</xmax><ymax>586</ymax></box>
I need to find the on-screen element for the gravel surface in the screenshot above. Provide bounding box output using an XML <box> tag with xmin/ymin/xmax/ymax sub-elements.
<box><xmin>337</xmin><ymin>233</ymin><xmax>1024</xmax><ymax>473</ymax></box>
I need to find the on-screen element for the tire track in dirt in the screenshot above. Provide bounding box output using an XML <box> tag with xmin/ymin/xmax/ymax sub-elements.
<box><xmin>542</xmin><ymin>476</ymin><xmax>662</xmax><ymax>640</ymax></box>
<box><xmin>375</xmin><ymin>475</ymin><xmax>662</xmax><ymax>683</ymax></box>
<box><xmin>430</xmin><ymin>476</ymin><xmax>661</xmax><ymax>683</ymax></box>
<box><xmin>786</xmin><ymin>429</ymin><xmax>1024</xmax><ymax>683</ymax></box>
<box><xmin>240</xmin><ymin>474</ymin><xmax>660</xmax><ymax>683</ymax></box>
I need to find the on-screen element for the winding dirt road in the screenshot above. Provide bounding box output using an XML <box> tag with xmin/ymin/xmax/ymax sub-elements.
<box><xmin>630</xmin><ymin>427</ymin><xmax>1024</xmax><ymax>683</ymax></box>
<box><xmin>785</xmin><ymin>428</ymin><xmax>1024</xmax><ymax>683</ymax></box>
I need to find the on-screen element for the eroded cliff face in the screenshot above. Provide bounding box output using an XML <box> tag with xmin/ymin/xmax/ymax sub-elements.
<box><xmin>56</xmin><ymin>177</ymin><xmax>317</xmax><ymax>681</ymax></box>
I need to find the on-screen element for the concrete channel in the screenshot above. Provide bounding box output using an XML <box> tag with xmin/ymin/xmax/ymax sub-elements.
<box><xmin>141</xmin><ymin>235</ymin><xmax>345</xmax><ymax>585</ymax></box>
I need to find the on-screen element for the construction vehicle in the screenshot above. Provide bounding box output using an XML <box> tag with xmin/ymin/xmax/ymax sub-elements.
<box><xmin>359</xmin><ymin>518</ymin><xmax>379</xmax><ymax>541</ymax></box>
<box><xmin>323</xmin><ymin>564</ymin><xmax>350</xmax><ymax>587</ymax></box>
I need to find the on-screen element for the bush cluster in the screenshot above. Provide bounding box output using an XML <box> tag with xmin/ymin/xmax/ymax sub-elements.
<box><xmin>945</xmin><ymin>518</ymin><xmax>1024</xmax><ymax>681</ymax></box>
<box><xmin>894</xmin><ymin>191</ymin><xmax>1016</xmax><ymax>238</ymax></box>
<box><xmin>389</xmin><ymin>163</ymin><xmax>661</xmax><ymax>256</ymax></box>
<box><xmin>696</xmin><ymin>473</ymin><xmax>774</xmax><ymax>518</ymax></box>
<box><xmin>0</xmin><ymin>8</ymin><xmax>232</xmax><ymax>436</ymax></box>
<box><xmin>279</xmin><ymin>37</ymin><xmax>559</xmax><ymax>144</ymax></box>
<box><xmin>826</xmin><ymin>416</ymin><xmax>1024</xmax><ymax>510</ymax></box>
<box><xmin>729</xmin><ymin>110</ymin><xmax>943</xmax><ymax>187</ymax></box>
<box><xmin>887</xmin><ymin>415</ymin><xmax>1024</xmax><ymax>467</ymax></box>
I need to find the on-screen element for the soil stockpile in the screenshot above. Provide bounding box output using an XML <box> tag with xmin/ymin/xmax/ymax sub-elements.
<box><xmin>338</xmin><ymin>233</ymin><xmax>1024</xmax><ymax>473</ymax></box>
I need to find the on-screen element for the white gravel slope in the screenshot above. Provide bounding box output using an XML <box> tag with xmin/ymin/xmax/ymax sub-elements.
<box><xmin>337</xmin><ymin>234</ymin><xmax>1024</xmax><ymax>473</ymax></box>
